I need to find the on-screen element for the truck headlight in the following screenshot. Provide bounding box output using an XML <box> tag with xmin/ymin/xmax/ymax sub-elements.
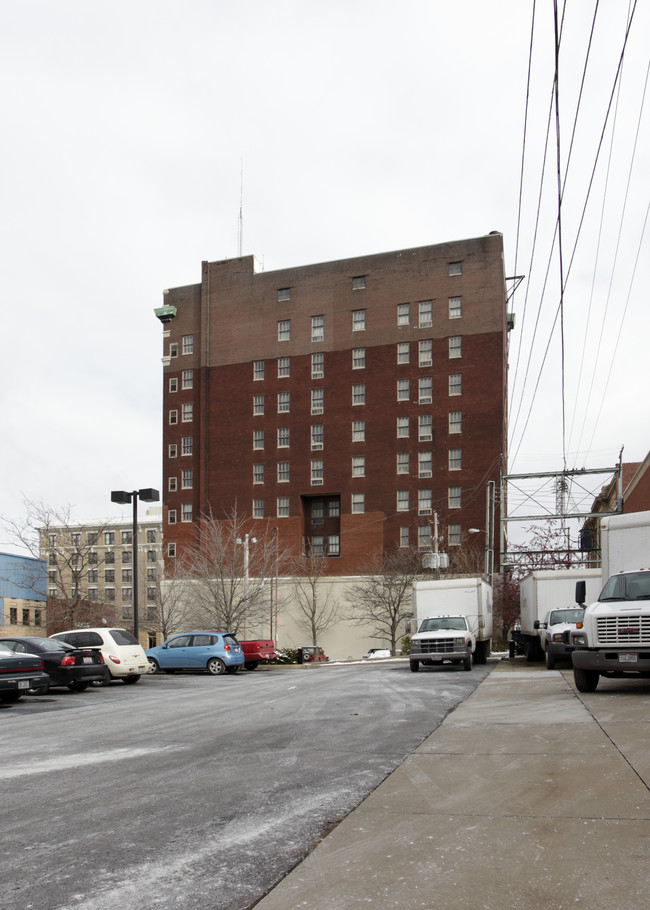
<box><xmin>454</xmin><ymin>637</ymin><xmax>466</xmax><ymax>646</ymax></box>
<box><xmin>572</xmin><ymin>633</ymin><xmax>587</xmax><ymax>647</ymax></box>
<box><xmin>551</xmin><ymin>633</ymin><xmax>564</xmax><ymax>642</ymax></box>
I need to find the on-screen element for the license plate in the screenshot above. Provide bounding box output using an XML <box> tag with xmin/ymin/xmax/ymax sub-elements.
<box><xmin>18</xmin><ymin>680</ymin><xmax>29</xmax><ymax>689</ymax></box>
<box><xmin>83</xmin><ymin>657</ymin><xmax>93</xmax><ymax>664</ymax></box>
<box><xmin>620</xmin><ymin>653</ymin><xmax>638</xmax><ymax>663</ymax></box>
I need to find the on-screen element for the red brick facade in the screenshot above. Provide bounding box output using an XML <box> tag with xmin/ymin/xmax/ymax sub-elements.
<box><xmin>159</xmin><ymin>235</ymin><xmax>509</xmax><ymax>574</ymax></box>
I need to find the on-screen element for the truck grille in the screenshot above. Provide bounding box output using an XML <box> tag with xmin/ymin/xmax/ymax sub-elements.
<box><xmin>597</xmin><ymin>615</ymin><xmax>650</xmax><ymax>644</ymax></box>
<box><xmin>414</xmin><ymin>637</ymin><xmax>457</xmax><ymax>655</ymax></box>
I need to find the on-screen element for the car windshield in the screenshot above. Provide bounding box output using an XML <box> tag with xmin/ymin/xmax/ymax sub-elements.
<box><xmin>109</xmin><ymin>629</ymin><xmax>139</xmax><ymax>646</ymax></box>
<box><xmin>599</xmin><ymin>571</ymin><xmax>650</xmax><ymax>602</ymax></box>
<box><xmin>549</xmin><ymin>609</ymin><xmax>584</xmax><ymax>624</ymax></box>
<box><xmin>419</xmin><ymin>617</ymin><xmax>468</xmax><ymax>632</ymax></box>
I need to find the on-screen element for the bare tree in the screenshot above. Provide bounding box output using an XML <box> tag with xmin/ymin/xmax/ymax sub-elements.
<box><xmin>345</xmin><ymin>548</ymin><xmax>424</xmax><ymax>654</ymax></box>
<box><xmin>289</xmin><ymin>552</ymin><xmax>341</xmax><ymax>646</ymax></box>
<box><xmin>1</xmin><ymin>498</ymin><xmax>116</xmax><ymax>631</ymax></box>
<box><xmin>156</xmin><ymin>558</ymin><xmax>203</xmax><ymax>640</ymax></box>
<box><xmin>181</xmin><ymin>506</ymin><xmax>288</xmax><ymax>637</ymax></box>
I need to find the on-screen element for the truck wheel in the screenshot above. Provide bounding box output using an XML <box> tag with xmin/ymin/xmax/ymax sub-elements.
<box><xmin>545</xmin><ymin>648</ymin><xmax>556</xmax><ymax>670</ymax></box>
<box><xmin>409</xmin><ymin>659</ymin><xmax>420</xmax><ymax>673</ymax></box>
<box><xmin>573</xmin><ymin>667</ymin><xmax>599</xmax><ymax>693</ymax></box>
<box><xmin>463</xmin><ymin>649</ymin><xmax>472</xmax><ymax>671</ymax></box>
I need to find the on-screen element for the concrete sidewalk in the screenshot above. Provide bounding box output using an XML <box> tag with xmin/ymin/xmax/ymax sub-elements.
<box><xmin>254</xmin><ymin>660</ymin><xmax>650</xmax><ymax>909</ymax></box>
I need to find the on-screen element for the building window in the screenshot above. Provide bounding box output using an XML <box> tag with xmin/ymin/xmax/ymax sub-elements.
<box><xmin>311</xmin><ymin>501</ymin><xmax>324</xmax><ymax>524</ymax></box>
<box><xmin>182</xmin><ymin>369</ymin><xmax>193</xmax><ymax>389</ymax></box>
<box><xmin>418</xmin><ymin>376</ymin><xmax>432</xmax><ymax>404</ymax></box>
<box><xmin>418</xmin><ymin>489</ymin><xmax>432</xmax><ymax>515</ymax></box>
<box><xmin>419</xmin><ymin>451</ymin><xmax>432</xmax><ymax>477</ymax></box>
<box><xmin>351</xmin><ymin>492</ymin><xmax>365</xmax><ymax>513</ymax></box>
<box><xmin>71</xmin><ymin>532</ymin><xmax>82</xmax><ymax>546</ymax></box>
<box><xmin>449</xmin><ymin>336</ymin><xmax>462</xmax><ymax>358</ymax></box>
<box><xmin>147</xmin><ymin>529</ymin><xmax>157</xmax><ymax>543</ymax></box>
<box><xmin>352</xmin><ymin>276</ymin><xmax>366</xmax><ymax>290</ymax></box>
<box><xmin>278</xmin><ymin>427</ymin><xmax>290</xmax><ymax>448</ymax></box>
<box><xmin>147</xmin><ymin>550</ymin><xmax>157</xmax><ymax>563</ymax></box>
<box><xmin>449</xmin><ymin>261</ymin><xmax>462</xmax><ymax>276</ymax></box>
<box><xmin>253</xmin><ymin>498</ymin><xmax>264</xmax><ymax>518</ymax></box>
<box><xmin>352</xmin><ymin>420</ymin><xmax>365</xmax><ymax>442</ymax></box>
<box><xmin>105</xmin><ymin>587</ymin><xmax>115</xmax><ymax>601</ymax></box>
<box><xmin>122</xmin><ymin>531</ymin><xmax>132</xmax><ymax>545</ymax></box>
<box><xmin>397</xmin><ymin>303</ymin><xmax>410</xmax><ymax>326</ymax></box>
<box><xmin>449</xmin><ymin>411</ymin><xmax>462</xmax><ymax>434</ymax></box>
<box><xmin>449</xmin><ymin>448</ymin><xmax>462</xmax><ymax>471</ymax></box>
<box><xmin>311</xmin><ymin>388</ymin><xmax>324</xmax><ymax>415</ymax></box>
<box><xmin>327</xmin><ymin>534</ymin><xmax>340</xmax><ymax>556</ymax></box>
<box><xmin>168</xmin><ymin>510</ymin><xmax>177</xmax><ymax>524</ymax></box>
<box><xmin>449</xmin><ymin>373</ymin><xmax>462</xmax><ymax>396</ymax></box>
<box><xmin>169</xmin><ymin>443</ymin><xmax>177</xmax><ymax>458</ymax></box>
<box><xmin>448</xmin><ymin>523</ymin><xmax>461</xmax><ymax>545</ymax></box>
<box><xmin>122</xmin><ymin>568</ymin><xmax>133</xmax><ymax>584</ymax></box>
<box><xmin>399</xmin><ymin>526</ymin><xmax>409</xmax><ymax>548</ymax></box>
<box><xmin>278</xmin><ymin>462</ymin><xmax>290</xmax><ymax>483</ymax></box>
<box><xmin>169</xmin><ymin>409</ymin><xmax>178</xmax><ymax>425</ymax></box>
<box><xmin>147</xmin><ymin>587</ymin><xmax>156</xmax><ymax>602</ymax></box>
<box><xmin>397</xmin><ymin>452</ymin><xmax>409</xmax><ymax>474</ymax></box>
<box><xmin>169</xmin><ymin>377</ymin><xmax>178</xmax><ymax>393</ymax></box>
<box><xmin>182</xmin><ymin>503</ymin><xmax>192</xmax><ymax>522</ymax></box>
<box><xmin>397</xmin><ymin>379</ymin><xmax>410</xmax><ymax>401</ymax></box>
<box><xmin>419</xmin><ymin>414</ymin><xmax>433</xmax><ymax>441</ymax></box>
<box><xmin>122</xmin><ymin>551</ymin><xmax>132</xmax><ymax>564</ymax></box>
<box><xmin>352</xmin><ymin>347</ymin><xmax>366</xmax><ymax>369</ymax></box>
<box><xmin>352</xmin><ymin>455</ymin><xmax>365</xmax><ymax>477</ymax></box>
<box><xmin>277</xmin><ymin>356</ymin><xmax>290</xmax><ymax>378</ymax></box>
<box><xmin>449</xmin><ymin>487</ymin><xmax>461</xmax><ymax>509</ymax></box>
<box><xmin>397</xmin><ymin>490</ymin><xmax>409</xmax><ymax>512</ymax></box>
<box><xmin>352</xmin><ymin>309</ymin><xmax>366</xmax><ymax>332</ymax></box>
<box><xmin>182</xmin><ymin>402</ymin><xmax>193</xmax><ymax>422</ymax></box>
<box><xmin>277</xmin><ymin>497</ymin><xmax>290</xmax><ymax>518</ymax></box>
<box><xmin>449</xmin><ymin>297</ymin><xmax>462</xmax><ymax>319</ymax></box>
<box><xmin>311</xmin><ymin>315</ymin><xmax>324</xmax><ymax>342</ymax></box>
<box><xmin>419</xmin><ymin>300</ymin><xmax>433</xmax><ymax>327</ymax></box>
<box><xmin>167</xmin><ymin>543</ymin><xmax>176</xmax><ymax>558</ymax></box>
<box><xmin>253</xmin><ymin>464</ymin><xmax>264</xmax><ymax>484</ymax></box>
<box><xmin>278</xmin><ymin>320</ymin><xmax>290</xmax><ymax>342</ymax></box>
<box><xmin>105</xmin><ymin>569</ymin><xmax>115</xmax><ymax>583</ymax></box>
<box><xmin>182</xmin><ymin>335</ymin><xmax>194</xmax><ymax>355</ymax></box>
<box><xmin>397</xmin><ymin>416</ymin><xmax>409</xmax><ymax>437</ymax></box>
<box><xmin>122</xmin><ymin>587</ymin><xmax>133</xmax><ymax>602</ymax></box>
<box><xmin>105</xmin><ymin>551</ymin><xmax>115</xmax><ymax>565</ymax></box>
<box><xmin>254</xmin><ymin>360</ymin><xmax>265</xmax><ymax>381</ymax></box>
<box><xmin>253</xmin><ymin>394</ymin><xmax>264</xmax><ymax>415</ymax></box>
<box><xmin>328</xmin><ymin>499</ymin><xmax>340</xmax><ymax>518</ymax></box>
<box><xmin>278</xmin><ymin>392</ymin><xmax>290</xmax><ymax>413</ymax></box>
<box><xmin>182</xmin><ymin>469</ymin><xmax>193</xmax><ymax>489</ymax></box>
<box><xmin>419</xmin><ymin>339</ymin><xmax>433</xmax><ymax>367</ymax></box>
<box><xmin>105</xmin><ymin>532</ymin><xmax>115</xmax><ymax>546</ymax></box>
<box><xmin>397</xmin><ymin>342</ymin><xmax>410</xmax><ymax>364</ymax></box>
<box><xmin>418</xmin><ymin>525</ymin><xmax>432</xmax><ymax>549</ymax></box>
<box><xmin>311</xmin><ymin>424</ymin><xmax>324</xmax><ymax>450</ymax></box>
<box><xmin>311</xmin><ymin>352</ymin><xmax>324</xmax><ymax>378</ymax></box>
<box><xmin>168</xmin><ymin>476</ymin><xmax>177</xmax><ymax>492</ymax></box>
<box><xmin>277</xmin><ymin>287</ymin><xmax>291</xmax><ymax>302</ymax></box>
<box><xmin>182</xmin><ymin>436</ymin><xmax>193</xmax><ymax>455</ymax></box>
<box><xmin>352</xmin><ymin>383</ymin><xmax>365</xmax><ymax>406</ymax></box>
<box><xmin>253</xmin><ymin>429</ymin><xmax>264</xmax><ymax>450</ymax></box>
<box><xmin>310</xmin><ymin>535</ymin><xmax>324</xmax><ymax>556</ymax></box>
<box><xmin>311</xmin><ymin>459</ymin><xmax>324</xmax><ymax>485</ymax></box>
<box><xmin>170</xmin><ymin>342</ymin><xmax>178</xmax><ymax>358</ymax></box>
<box><xmin>34</xmin><ymin>610</ymin><xmax>42</xmax><ymax>627</ymax></box>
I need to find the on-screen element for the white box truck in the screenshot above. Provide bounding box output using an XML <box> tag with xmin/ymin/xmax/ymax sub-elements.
<box><xmin>571</xmin><ymin>511</ymin><xmax>650</xmax><ymax>692</ymax></box>
<box><xmin>409</xmin><ymin>577</ymin><xmax>492</xmax><ymax>673</ymax></box>
<box><xmin>515</xmin><ymin>569</ymin><xmax>602</xmax><ymax>664</ymax></box>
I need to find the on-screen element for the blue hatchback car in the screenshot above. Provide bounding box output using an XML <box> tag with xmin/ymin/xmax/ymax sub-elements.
<box><xmin>146</xmin><ymin>631</ymin><xmax>244</xmax><ymax>676</ymax></box>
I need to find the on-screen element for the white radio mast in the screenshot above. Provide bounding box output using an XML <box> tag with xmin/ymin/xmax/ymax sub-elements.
<box><xmin>237</xmin><ymin>157</ymin><xmax>243</xmax><ymax>258</ymax></box>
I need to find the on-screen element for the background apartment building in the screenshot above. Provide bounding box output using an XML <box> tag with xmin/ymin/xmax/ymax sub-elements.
<box><xmin>158</xmin><ymin>234</ymin><xmax>509</xmax><ymax>576</ymax></box>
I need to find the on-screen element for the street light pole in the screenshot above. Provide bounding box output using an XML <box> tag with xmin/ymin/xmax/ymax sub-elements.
<box><xmin>110</xmin><ymin>488</ymin><xmax>159</xmax><ymax>640</ymax></box>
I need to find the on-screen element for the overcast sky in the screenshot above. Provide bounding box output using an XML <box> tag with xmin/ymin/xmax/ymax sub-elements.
<box><xmin>1</xmin><ymin>0</ymin><xmax>648</xmax><ymax>549</ymax></box>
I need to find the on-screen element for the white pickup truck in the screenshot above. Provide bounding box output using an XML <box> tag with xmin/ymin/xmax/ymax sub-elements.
<box><xmin>534</xmin><ymin>607</ymin><xmax>585</xmax><ymax>669</ymax></box>
<box><xmin>409</xmin><ymin>615</ymin><xmax>474</xmax><ymax>672</ymax></box>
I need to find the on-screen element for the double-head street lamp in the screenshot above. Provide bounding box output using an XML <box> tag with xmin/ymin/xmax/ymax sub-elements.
<box><xmin>110</xmin><ymin>488</ymin><xmax>159</xmax><ymax>639</ymax></box>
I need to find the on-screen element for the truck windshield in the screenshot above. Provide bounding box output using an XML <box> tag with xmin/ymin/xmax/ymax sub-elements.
<box><xmin>549</xmin><ymin>609</ymin><xmax>584</xmax><ymax>624</ymax></box>
<box><xmin>419</xmin><ymin>618</ymin><xmax>468</xmax><ymax>632</ymax></box>
<box><xmin>599</xmin><ymin>572</ymin><xmax>650</xmax><ymax>602</ymax></box>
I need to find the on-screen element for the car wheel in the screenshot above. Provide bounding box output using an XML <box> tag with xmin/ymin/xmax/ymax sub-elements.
<box><xmin>122</xmin><ymin>675</ymin><xmax>141</xmax><ymax>684</ymax></box>
<box><xmin>463</xmin><ymin>649</ymin><xmax>472</xmax><ymax>671</ymax></box>
<box><xmin>573</xmin><ymin>667</ymin><xmax>599</xmax><ymax>693</ymax></box>
<box><xmin>207</xmin><ymin>658</ymin><xmax>226</xmax><ymax>675</ymax></box>
<box><xmin>68</xmin><ymin>682</ymin><xmax>90</xmax><ymax>692</ymax></box>
<box><xmin>545</xmin><ymin>648</ymin><xmax>556</xmax><ymax>670</ymax></box>
<box><xmin>409</xmin><ymin>659</ymin><xmax>420</xmax><ymax>673</ymax></box>
<box><xmin>147</xmin><ymin>658</ymin><xmax>160</xmax><ymax>674</ymax></box>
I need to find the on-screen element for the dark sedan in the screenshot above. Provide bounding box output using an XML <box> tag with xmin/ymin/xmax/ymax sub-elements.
<box><xmin>0</xmin><ymin>644</ymin><xmax>49</xmax><ymax>703</ymax></box>
<box><xmin>0</xmin><ymin>636</ymin><xmax>109</xmax><ymax>692</ymax></box>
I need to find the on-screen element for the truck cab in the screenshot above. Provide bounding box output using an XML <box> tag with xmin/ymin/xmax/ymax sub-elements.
<box><xmin>409</xmin><ymin>615</ymin><xmax>474</xmax><ymax>672</ymax></box>
<box><xmin>534</xmin><ymin>607</ymin><xmax>585</xmax><ymax>669</ymax></box>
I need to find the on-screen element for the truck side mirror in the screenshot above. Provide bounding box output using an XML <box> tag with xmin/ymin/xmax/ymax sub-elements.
<box><xmin>533</xmin><ymin>620</ymin><xmax>540</xmax><ymax>629</ymax></box>
<box><xmin>575</xmin><ymin>580</ymin><xmax>586</xmax><ymax>605</ymax></box>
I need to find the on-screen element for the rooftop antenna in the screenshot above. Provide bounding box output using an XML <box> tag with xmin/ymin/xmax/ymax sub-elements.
<box><xmin>238</xmin><ymin>156</ymin><xmax>243</xmax><ymax>258</ymax></box>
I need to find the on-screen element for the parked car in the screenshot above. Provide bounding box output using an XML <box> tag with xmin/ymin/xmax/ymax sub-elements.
<box><xmin>0</xmin><ymin>636</ymin><xmax>109</xmax><ymax>692</ymax></box>
<box><xmin>298</xmin><ymin>646</ymin><xmax>328</xmax><ymax>663</ymax></box>
<box><xmin>362</xmin><ymin>648</ymin><xmax>392</xmax><ymax>659</ymax></box>
<box><xmin>50</xmin><ymin>628</ymin><xmax>147</xmax><ymax>683</ymax></box>
<box><xmin>0</xmin><ymin>643</ymin><xmax>49</xmax><ymax>703</ymax></box>
<box><xmin>146</xmin><ymin>632</ymin><xmax>245</xmax><ymax>675</ymax></box>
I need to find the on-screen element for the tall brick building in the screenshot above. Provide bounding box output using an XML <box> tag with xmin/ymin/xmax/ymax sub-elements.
<box><xmin>157</xmin><ymin>234</ymin><xmax>509</xmax><ymax>576</ymax></box>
